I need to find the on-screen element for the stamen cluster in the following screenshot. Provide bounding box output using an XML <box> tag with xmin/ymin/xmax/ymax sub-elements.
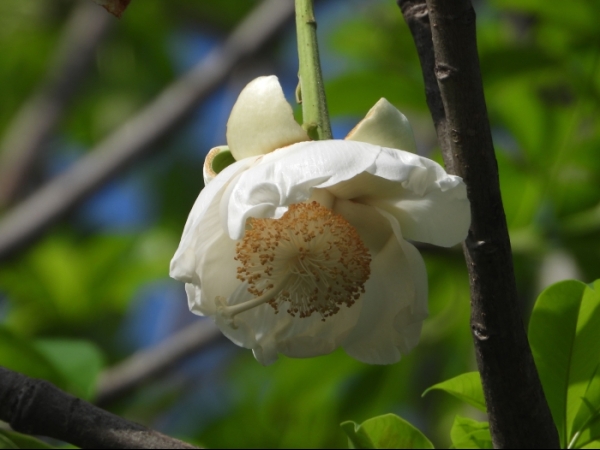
<box><xmin>235</xmin><ymin>201</ymin><xmax>371</xmax><ymax>320</ymax></box>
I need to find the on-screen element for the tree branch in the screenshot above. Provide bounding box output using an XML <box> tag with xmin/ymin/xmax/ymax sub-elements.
<box><xmin>0</xmin><ymin>0</ymin><xmax>295</xmax><ymax>262</ymax></box>
<box><xmin>96</xmin><ymin>320</ymin><xmax>222</xmax><ymax>406</ymax></box>
<box><xmin>0</xmin><ymin>1</ymin><xmax>112</xmax><ymax>209</ymax></box>
<box><xmin>398</xmin><ymin>0</ymin><xmax>559</xmax><ymax>447</ymax></box>
<box><xmin>0</xmin><ymin>366</ymin><xmax>197</xmax><ymax>449</ymax></box>
<box><xmin>396</xmin><ymin>0</ymin><xmax>452</xmax><ymax>171</ymax></box>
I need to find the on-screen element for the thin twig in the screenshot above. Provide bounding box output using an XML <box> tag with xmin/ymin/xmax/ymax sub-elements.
<box><xmin>0</xmin><ymin>1</ymin><xmax>112</xmax><ymax>209</ymax></box>
<box><xmin>398</xmin><ymin>0</ymin><xmax>559</xmax><ymax>447</ymax></box>
<box><xmin>96</xmin><ymin>320</ymin><xmax>222</xmax><ymax>406</ymax></box>
<box><xmin>0</xmin><ymin>0</ymin><xmax>295</xmax><ymax>262</ymax></box>
<box><xmin>0</xmin><ymin>366</ymin><xmax>197</xmax><ymax>449</ymax></box>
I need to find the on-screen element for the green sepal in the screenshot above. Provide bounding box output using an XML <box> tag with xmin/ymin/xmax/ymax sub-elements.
<box><xmin>211</xmin><ymin>148</ymin><xmax>236</xmax><ymax>174</ymax></box>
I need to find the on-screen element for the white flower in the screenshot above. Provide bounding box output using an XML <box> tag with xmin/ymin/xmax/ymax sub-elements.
<box><xmin>170</xmin><ymin>76</ymin><xmax>470</xmax><ymax>365</ymax></box>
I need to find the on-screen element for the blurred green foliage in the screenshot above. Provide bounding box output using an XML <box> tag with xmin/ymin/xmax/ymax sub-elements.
<box><xmin>0</xmin><ymin>0</ymin><xmax>599</xmax><ymax>448</ymax></box>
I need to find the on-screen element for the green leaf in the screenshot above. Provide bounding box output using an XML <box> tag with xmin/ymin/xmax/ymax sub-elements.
<box><xmin>570</xmin><ymin>365</ymin><xmax>600</xmax><ymax>448</ymax></box>
<box><xmin>327</xmin><ymin>72</ymin><xmax>425</xmax><ymax>118</ymax></box>
<box><xmin>0</xmin><ymin>431</ymin><xmax>55</xmax><ymax>449</ymax></box>
<box><xmin>341</xmin><ymin>414</ymin><xmax>434</xmax><ymax>449</ymax></box>
<box><xmin>450</xmin><ymin>416</ymin><xmax>493</xmax><ymax>449</ymax></box>
<box><xmin>422</xmin><ymin>372</ymin><xmax>486</xmax><ymax>412</ymax></box>
<box><xmin>0</xmin><ymin>433</ymin><xmax>18</xmax><ymax>449</ymax></box>
<box><xmin>528</xmin><ymin>279</ymin><xmax>600</xmax><ymax>448</ymax></box>
<box><xmin>0</xmin><ymin>327</ymin><xmax>65</xmax><ymax>388</ymax></box>
<box><xmin>341</xmin><ymin>422</ymin><xmax>375</xmax><ymax>449</ymax></box>
<box><xmin>35</xmin><ymin>339</ymin><xmax>104</xmax><ymax>401</ymax></box>
<box><xmin>0</xmin><ymin>328</ymin><xmax>104</xmax><ymax>401</ymax></box>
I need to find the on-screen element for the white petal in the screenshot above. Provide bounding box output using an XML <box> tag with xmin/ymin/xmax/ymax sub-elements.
<box><xmin>225</xmin><ymin>140</ymin><xmax>380</xmax><ymax>239</ymax></box>
<box><xmin>369</xmin><ymin>185</ymin><xmax>470</xmax><ymax>247</ymax></box>
<box><xmin>196</xmin><ymin>231</ymin><xmax>240</xmax><ymax>316</ymax></box>
<box><xmin>179</xmin><ymin>233</ymin><xmax>240</xmax><ymax>318</ymax></box>
<box><xmin>378</xmin><ymin>207</ymin><xmax>428</xmax><ymax>353</ymax></box>
<box><xmin>332</xmin><ymin>199</ymin><xmax>392</xmax><ymax>255</ymax></box>
<box><xmin>214</xmin><ymin>282</ymin><xmax>363</xmax><ymax>365</ymax></box>
<box><xmin>226</xmin><ymin>76</ymin><xmax>309</xmax><ymax>160</ymax></box>
<box><xmin>224</xmin><ymin>140</ymin><xmax>468</xmax><ymax>244</ymax></box>
<box><xmin>185</xmin><ymin>283</ymin><xmax>201</xmax><ymax>314</ymax></box>
<box><xmin>170</xmin><ymin>156</ymin><xmax>258</xmax><ymax>284</ymax></box>
<box><xmin>342</xmin><ymin>206</ymin><xmax>429</xmax><ymax>362</ymax></box>
<box><xmin>342</xmin><ymin>233</ymin><xmax>426</xmax><ymax>364</ymax></box>
<box><xmin>395</xmin><ymin>239</ymin><xmax>428</xmax><ymax>353</ymax></box>
<box><xmin>346</xmin><ymin>98</ymin><xmax>417</xmax><ymax>153</ymax></box>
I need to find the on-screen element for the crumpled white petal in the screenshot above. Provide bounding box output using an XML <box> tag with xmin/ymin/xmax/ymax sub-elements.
<box><xmin>368</xmin><ymin>185</ymin><xmax>470</xmax><ymax>248</ymax></box>
<box><xmin>226</xmin><ymin>76</ymin><xmax>309</xmax><ymax>160</ymax></box>
<box><xmin>225</xmin><ymin>139</ymin><xmax>469</xmax><ymax>246</ymax></box>
<box><xmin>346</xmin><ymin>98</ymin><xmax>417</xmax><ymax>153</ymax></box>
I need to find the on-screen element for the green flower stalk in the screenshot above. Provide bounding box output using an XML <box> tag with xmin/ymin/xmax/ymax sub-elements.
<box><xmin>295</xmin><ymin>0</ymin><xmax>332</xmax><ymax>140</ymax></box>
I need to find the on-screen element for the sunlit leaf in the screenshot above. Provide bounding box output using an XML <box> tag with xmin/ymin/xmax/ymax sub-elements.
<box><xmin>423</xmin><ymin>372</ymin><xmax>486</xmax><ymax>412</ymax></box>
<box><xmin>528</xmin><ymin>279</ymin><xmax>600</xmax><ymax>447</ymax></box>
<box><xmin>341</xmin><ymin>414</ymin><xmax>434</xmax><ymax>449</ymax></box>
<box><xmin>569</xmin><ymin>364</ymin><xmax>600</xmax><ymax>448</ymax></box>
<box><xmin>449</xmin><ymin>416</ymin><xmax>492</xmax><ymax>449</ymax></box>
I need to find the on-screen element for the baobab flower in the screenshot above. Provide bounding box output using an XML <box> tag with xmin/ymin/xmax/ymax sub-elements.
<box><xmin>171</xmin><ymin>76</ymin><xmax>470</xmax><ymax>365</ymax></box>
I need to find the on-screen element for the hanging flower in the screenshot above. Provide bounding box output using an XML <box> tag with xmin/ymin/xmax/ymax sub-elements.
<box><xmin>170</xmin><ymin>76</ymin><xmax>470</xmax><ymax>365</ymax></box>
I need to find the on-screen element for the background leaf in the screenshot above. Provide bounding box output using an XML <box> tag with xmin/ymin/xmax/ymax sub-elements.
<box><xmin>0</xmin><ymin>434</ymin><xmax>18</xmax><ymax>450</ymax></box>
<box><xmin>341</xmin><ymin>414</ymin><xmax>434</xmax><ymax>449</ymax></box>
<box><xmin>0</xmin><ymin>431</ymin><xmax>55</xmax><ymax>450</ymax></box>
<box><xmin>528</xmin><ymin>279</ymin><xmax>600</xmax><ymax>447</ymax></box>
<box><xmin>35</xmin><ymin>339</ymin><xmax>105</xmax><ymax>401</ymax></box>
<box><xmin>423</xmin><ymin>372</ymin><xmax>486</xmax><ymax>412</ymax></box>
<box><xmin>449</xmin><ymin>416</ymin><xmax>492</xmax><ymax>449</ymax></box>
<box><xmin>0</xmin><ymin>327</ymin><xmax>65</xmax><ymax>388</ymax></box>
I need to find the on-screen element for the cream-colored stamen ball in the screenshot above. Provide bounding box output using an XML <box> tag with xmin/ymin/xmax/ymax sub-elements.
<box><xmin>235</xmin><ymin>201</ymin><xmax>371</xmax><ymax>320</ymax></box>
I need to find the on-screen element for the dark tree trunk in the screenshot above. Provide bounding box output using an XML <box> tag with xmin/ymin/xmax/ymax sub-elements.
<box><xmin>397</xmin><ymin>0</ymin><xmax>559</xmax><ymax>447</ymax></box>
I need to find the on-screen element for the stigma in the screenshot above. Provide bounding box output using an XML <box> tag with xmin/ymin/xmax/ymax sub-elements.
<box><xmin>226</xmin><ymin>201</ymin><xmax>371</xmax><ymax>321</ymax></box>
